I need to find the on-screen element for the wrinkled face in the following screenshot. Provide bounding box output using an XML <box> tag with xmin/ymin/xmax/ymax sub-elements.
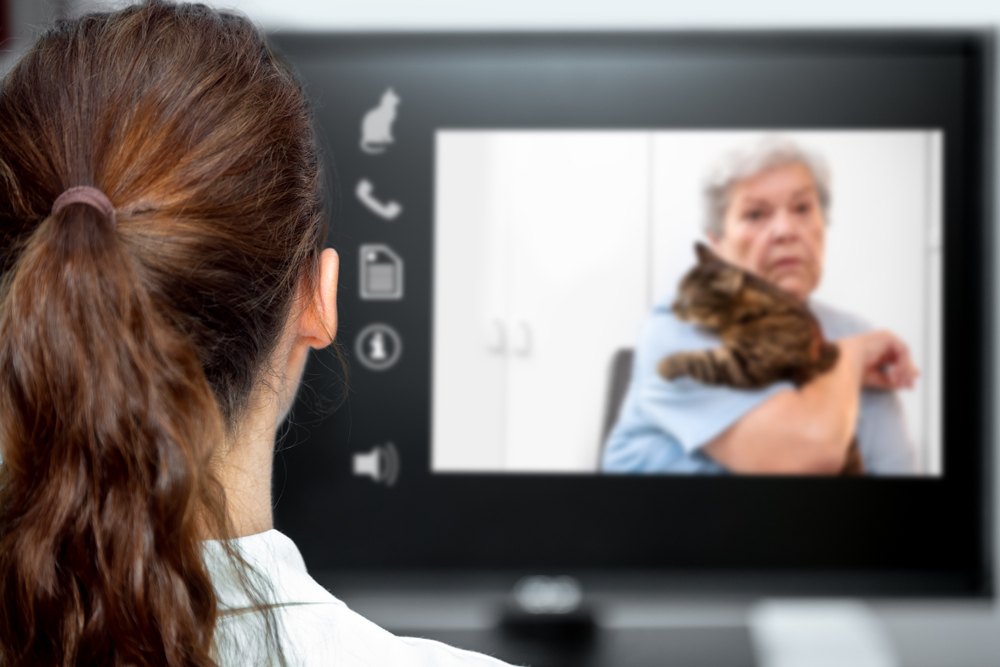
<box><xmin>710</xmin><ymin>162</ymin><xmax>825</xmax><ymax>301</ymax></box>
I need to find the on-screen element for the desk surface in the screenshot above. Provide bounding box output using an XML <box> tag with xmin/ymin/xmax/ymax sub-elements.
<box><xmin>407</xmin><ymin>627</ymin><xmax>755</xmax><ymax>667</ymax></box>
<box><xmin>343</xmin><ymin>593</ymin><xmax>1000</xmax><ymax>667</ymax></box>
<box><xmin>876</xmin><ymin>602</ymin><xmax>1000</xmax><ymax>667</ymax></box>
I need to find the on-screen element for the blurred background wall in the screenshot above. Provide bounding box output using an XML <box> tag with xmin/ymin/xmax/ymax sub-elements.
<box><xmin>3</xmin><ymin>0</ymin><xmax>62</xmax><ymax>50</ymax></box>
<box><xmin>54</xmin><ymin>0</ymin><xmax>1000</xmax><ymax>31</ymax></box>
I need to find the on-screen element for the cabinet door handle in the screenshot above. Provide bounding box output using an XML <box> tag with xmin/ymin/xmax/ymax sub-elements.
<box><xmin>487</xmin><ymin>319</ymin><xmax>506</xmax><ymax>354</ymax></box>
<box><xmin>512</xmin><ymin>320</ymin><xmax>531</xmax><ymax>357</ymax></box>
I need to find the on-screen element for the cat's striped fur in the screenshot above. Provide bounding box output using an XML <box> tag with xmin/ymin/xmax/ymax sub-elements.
<box><xmin>658</xmin><ymin>243</ymin><xmax>863</xmax><ymax>475</ymax></box>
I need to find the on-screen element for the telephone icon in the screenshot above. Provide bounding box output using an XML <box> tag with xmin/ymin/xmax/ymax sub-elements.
<box><xmin>356</xmin><ymin>179</ymin><xmax>402</xmax><ymax>220</ymax></box>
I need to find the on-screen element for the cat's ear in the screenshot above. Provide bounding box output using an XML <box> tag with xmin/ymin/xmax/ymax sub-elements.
<box><xmin>695</xmin><ymin>242</ymin><xmax>718</xmax><ymax>265</ymax></box>
<box><xmin>711</xmin><ymin>266</ymin><xmax>744</xmax><ymax>295</ymax></box>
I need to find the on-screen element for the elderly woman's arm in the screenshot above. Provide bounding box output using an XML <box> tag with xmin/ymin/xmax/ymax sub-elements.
<box><xmin>702</xmin><ymin>330</ymin><xmax>917</xmax><ymax>474</ymax></box>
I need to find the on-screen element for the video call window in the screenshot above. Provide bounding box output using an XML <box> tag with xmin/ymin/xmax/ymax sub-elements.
<box><xmin>432</xmin><ymin>130</ymin><xmax>943</xmax><ymax>477</ymax></box>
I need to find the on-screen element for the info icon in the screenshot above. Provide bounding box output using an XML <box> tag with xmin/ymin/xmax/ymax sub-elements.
<box><xmin>355</xmin><ymin>323</ymin><xmax>402</xmax><ymax>371</ymax></box>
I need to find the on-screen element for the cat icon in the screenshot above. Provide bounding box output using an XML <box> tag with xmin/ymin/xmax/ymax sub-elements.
<box><xmin>360</xmin><ymin>88</ymin><xmax>400</xmax><ymax>155</ymax></box>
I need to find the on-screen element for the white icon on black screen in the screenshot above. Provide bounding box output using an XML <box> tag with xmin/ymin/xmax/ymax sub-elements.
<box><xmin>353</xmin><ymin>442</ymin><xmax>399</xmax><ymax>486</ymax></box>
<box><xmin>359</xmin><ymin>244</ymin><xmax>403</xmax><ymax>300</ymax></box>
<box><xmin>369</xmin><ymin>332</ymin><xmax>388</xmax><ymax>361</ymax></box>
<box><xmin>360</xmin><ymin>88</ymin><xmax>399</xmax><ymax>155</ymax></box>
<box><xmin>356</xmin><ymin>179</ymin><xmax>402</xmax><ymax>220</ymax></box>
<box><xmin>355</xmin><ymin>323</ymin><xmax>402</xmax><ymax>371</ymax></box>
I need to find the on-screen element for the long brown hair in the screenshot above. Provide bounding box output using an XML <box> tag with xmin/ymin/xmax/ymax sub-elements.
<box><xmin>0</xmin><ymin>2</ymin><xmax>326</xmax><ymax>665</ymax></box>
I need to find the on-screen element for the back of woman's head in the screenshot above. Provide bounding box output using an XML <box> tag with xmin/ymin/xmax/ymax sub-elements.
<box><xmin>0</xmin><ymin>2</ymin><xmax>325</xmax><ymax>665</ymax></box>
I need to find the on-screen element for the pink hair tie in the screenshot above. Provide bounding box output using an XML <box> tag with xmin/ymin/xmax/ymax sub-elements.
<box><xmin>51</xmin><ymin>186</ymin><xmax>116</xmax><ymax>229</ymax></box>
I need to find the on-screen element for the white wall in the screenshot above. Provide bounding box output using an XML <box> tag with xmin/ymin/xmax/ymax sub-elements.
<box><xmin>434</xmin><ymin>132</ymin><xmax>653</xmax><ymax>473</ymax></box>
<box><xmin>72</xmin><ymin>1</ymin><xmax>1000</xmax><ymax>31</ymax></box>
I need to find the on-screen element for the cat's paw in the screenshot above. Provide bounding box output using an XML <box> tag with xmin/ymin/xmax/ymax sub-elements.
<box><xmin>657</xmin><ymin>355</ymin><xmax>686</xmax><ymax>381</ymax></box>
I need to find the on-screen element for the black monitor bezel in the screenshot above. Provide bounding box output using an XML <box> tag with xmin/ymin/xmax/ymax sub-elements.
<box><xmin>269</xmin><ymin>30</ymin><xmax>994</xmax><ymax>597</ymax></box>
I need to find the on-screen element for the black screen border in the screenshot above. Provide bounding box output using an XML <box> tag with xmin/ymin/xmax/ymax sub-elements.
<box><xmin>269</xmin><ymin>30</ymin><xmax>995</xmax><ymax>597</ymax></box>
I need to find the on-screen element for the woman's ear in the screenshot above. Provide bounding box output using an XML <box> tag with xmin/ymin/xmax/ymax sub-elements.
<box><xmin>298</xmin><ymin>248</ymin><xmax>339</xmax><ymax>349</ymax></box>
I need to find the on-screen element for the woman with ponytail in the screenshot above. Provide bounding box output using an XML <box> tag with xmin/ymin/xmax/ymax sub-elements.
<box><xmin>0</xmin><ymin>2</ymin><xmax>511</xmax><ymax>666</ymax></box>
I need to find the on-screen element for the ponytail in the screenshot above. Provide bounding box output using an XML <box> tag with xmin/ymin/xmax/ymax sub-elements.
<box><xmin>0</xmin><ymin>2</ymin><xmax>325</xmax><ymax>665</ymax></box>
<box><xmin>0</xmin><ymin>198</ymin><xmax>224</xmax><ymax>665</ymax></box>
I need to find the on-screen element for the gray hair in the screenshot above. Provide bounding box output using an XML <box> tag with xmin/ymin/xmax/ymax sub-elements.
<box><xmin>703</xmin><ymin>135</ymin><xmax>831</xmax><ymax>238</ymax></box>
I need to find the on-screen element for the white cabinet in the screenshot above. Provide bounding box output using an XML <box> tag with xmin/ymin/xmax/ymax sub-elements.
<box><xmin>434</xmin><ymin>132</ymin><xmax>651</xmax><ymax>472</ymax></box>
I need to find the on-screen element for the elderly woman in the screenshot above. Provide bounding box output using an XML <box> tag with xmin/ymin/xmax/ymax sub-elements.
<box><xmin>602</xmin><ymin>136</ymin><xmax>919</xmax><ymax>475</ymax></box>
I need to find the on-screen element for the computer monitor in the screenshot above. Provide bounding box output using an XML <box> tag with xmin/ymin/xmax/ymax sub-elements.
<box><xmin>269</xmin><ymin>31</ymin><xmax>992</xmax><ymax>598</ymax></box>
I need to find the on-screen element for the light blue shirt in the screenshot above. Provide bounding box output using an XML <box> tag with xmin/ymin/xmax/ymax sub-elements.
<box><xmin>601</xmin><ymin>295</ymin><xmax>917</xmax><ymax>475</ymax></box>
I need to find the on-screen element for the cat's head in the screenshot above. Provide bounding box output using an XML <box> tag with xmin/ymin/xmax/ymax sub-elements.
<box><xmin>382</xmin><ymin>88</ymin><xmax>400</xmax><ymax>106</ymax></box>
<box><xmin>673</xmin><ymin>243</ymin><xmax>807</xmax><ymax>330</ymax></box>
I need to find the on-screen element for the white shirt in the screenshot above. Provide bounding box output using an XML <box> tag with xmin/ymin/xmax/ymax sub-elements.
<box><xmin>203</xmin><ymin>530</ymin><xmax>516</xmax><ymax>667</ymax></box>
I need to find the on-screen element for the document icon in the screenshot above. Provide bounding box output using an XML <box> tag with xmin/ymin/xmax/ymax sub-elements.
<box><xmin>360</xmin><ymin>244</ymin><xmax>404</xmax><ymax>300</ymax></box>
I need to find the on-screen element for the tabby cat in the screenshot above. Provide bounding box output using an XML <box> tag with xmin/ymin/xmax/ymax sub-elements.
<box><xmin>658</xmin><ymin>243</ymin><xmax>863</xmax><ymax>475</ymax></box>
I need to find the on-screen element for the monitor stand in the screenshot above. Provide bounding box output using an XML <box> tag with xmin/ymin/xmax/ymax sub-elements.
<box><xmin>422</xmin><ymin>622</ymin><xmax>756</xmax><ymax>667</ymax></box>
<box><xmin>326</xmin><ymin>574</ymin><xmax>756</xmax><ymax>667</ymax></box>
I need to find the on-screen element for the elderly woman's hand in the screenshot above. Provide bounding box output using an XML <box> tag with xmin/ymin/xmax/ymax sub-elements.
<box><xmin>840</xmin><ymin>330</ymin><xmax>919</xmax><ymax>391</ymax></box>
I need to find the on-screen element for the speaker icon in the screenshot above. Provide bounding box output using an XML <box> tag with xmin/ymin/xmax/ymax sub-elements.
<box><xmin>352</xmin><ymin>443</ymin><xmax>400</xmax><ymax>486</ymax></box>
